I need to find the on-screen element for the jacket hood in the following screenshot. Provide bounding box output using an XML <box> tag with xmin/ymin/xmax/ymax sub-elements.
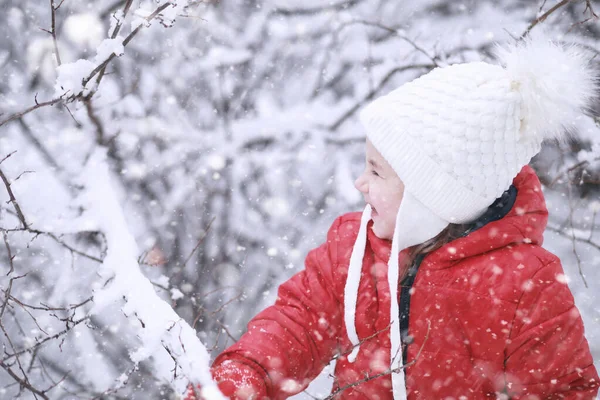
<box><xmin>365</xmin><ymin>165</ymin><xmax>549</xmax><ymax>269</ymax></box>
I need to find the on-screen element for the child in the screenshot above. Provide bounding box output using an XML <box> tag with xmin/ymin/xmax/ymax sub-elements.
<box><xmin>187</xmin><ymin>34</ymin><xmax>599</xmax><ymax>399</ymax></box>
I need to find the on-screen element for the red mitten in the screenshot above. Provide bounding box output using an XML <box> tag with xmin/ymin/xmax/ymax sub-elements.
<box><xmin>212</xmin><ymin>360</ymin><xmax>268</xmax><ymax>399</ymax></box>
<box><xmin>184</xmin><ymin>383</ymin><xmax>200</xmax><ymax>400</ymax></box>
<box><xmin>183</xmin><ymin>360</ymin><xmax>268</xmax><ymax>400</ymax></box>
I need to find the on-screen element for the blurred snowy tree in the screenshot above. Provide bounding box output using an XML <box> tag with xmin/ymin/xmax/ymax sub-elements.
<box><xmin>0</xmin><ymin>0</ymin><xmax>599</xmax><ymax>398</ymax></box>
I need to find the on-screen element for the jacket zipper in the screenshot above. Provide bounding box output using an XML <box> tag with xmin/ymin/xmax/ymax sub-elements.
<box><xmin>399</xmin><ymin>253</ymin><xmax>425</xmax><ymax>362</ymax></box>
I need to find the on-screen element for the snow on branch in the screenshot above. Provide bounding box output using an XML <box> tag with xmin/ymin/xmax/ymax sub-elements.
<box><xmin>0</xmin><ymin>0</ymin><xmax>193</xmax><ymax>128</ymax></box>
<box><xmin>78</xmin><ymin>149</ymin><xmax>225</xmax><ymax>399</ymax></box>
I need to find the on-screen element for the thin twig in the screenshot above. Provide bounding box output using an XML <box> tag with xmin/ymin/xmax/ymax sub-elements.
<box><xmin>522</xmin><ymin>0</ymin><xmax>573</xmax><ymax>38</ymax></box>
<box><xmin>15</xmin><ymin>117</ymin><xmax>77</xmax><ymax>198</ymax></box>
<box><xmin>0</xmin><ymin>321</ymin><xmax>37</xmax><ymax>398</ymax></box>
<box><xmin>0</xmin><ymin>168</ymin><xmax>28</xmax><ymax>229</ymax></box>
<box><xmin>10</xmin><ymin>296</ymin><xmax>93</xmax><ymax>313</ymax></box>
<box><xmin>7</xmin><ymin>294</ymin><xmax>50</xmax><ymax>335</ymax></box>
<box><xmin>0</xmin><ymin>151</ymin><xmax>16</xmax><ymax>165</ymax></box>
<box><xmin>82</xmin><ymin>2</ymin><xmax>174</xmax><ymax>89</ymax></box>
<box><xmin>182</xmin><ymin>216</ymin><xmax>215</xmax><ymax>267</ymax></box>
<box><xmin>334</xmin><ymin>323</ymin><xmax>393</xmax><ymax>360</ymax></box>
<box><xmin>0</xmin><ymin>273</ymin><xmax>16</xmax><ymax>319</ymax></box>
<box><xmin>0</xmin><ymin>360</ymin><xmax>50</xmax><ymax>400</ymax></box>
<box><xmin>0</xmin><ymin>1</ymin><xmax>174</xmax><ymax>127</ymax></box>
<box><xmin>30</xmin><ymin>229</ymin><xmax>104</xmax><ymax>263</ymax></box>
<box><xmin>323</xmin><ymin>320</ymin><xmax>431</xmax><ymax>399</ymax></box>
<box><xmin>111</xmin><ymin>0</ymin><xmax>134</xmax><ymax>38</ymax></box>
<box><xmin>198</xmin><ymin>285</ymin><xmax>243</xmax><ymax>299</ymax></box>
<box><xmin>0</xmin><ymin>97</ymin><xmax>66</xmax><ymax>128</ymax></box>
<box><xmin>2</xmin><ymin>231</ymin><xmax>14</xmax><ymax>276</ymax></box>
<box><xmin>49</xmin><ymin>0</ymin><xmax>62</xmax><ymax>66</ymax></box>
<box><xmin>91</xmin><ymin>0</ymin><xmax>135</xmax><ymax>93</ymax></box>
<box><xmin>63</xmin><ymin>103</ymin><xmax>81</xmax><ymax>125</ymax></box>
<box><xmin>312</xmin><ymin>19</ymin><xmax>438</xmax><ymax>100</ymax></box>
<box><xmin>191</xmin><ymin>290</ymin><xmax>242</xmax><ymax>330</ymax></box>
<box><xmin>83</xmin><ymin>97</ymin><xmax>106</xmax><ymax>145</ymax></box>
<box><xmin>205</xmin><ymin>290</ymin><xmax>242</xmax><ymax>316</ymax></box>
<box><xmin>567</xmin><ymin>0</ymin><xmax>600</xmax><ymax>32</ymax></box>
<box><xmin>566</xmin><ymin>176</ymin><xmax>589</xmax><ymax>288</ymax></box>
<box><xmin>588</xmin><ymin>209</ymin><xmax>597</xmax><ymax>241</ymax></box>
<box><xmin>584</xmin><ymin>0</ymin><xmax>599</xmax><ymax>18</ymax></box>
<box><xmin>2</xmin><ymin>316</ymin><xmax>89</xmax><ymax>363</ymax></box>
<box><xmin>273</xmin><ymin>0</ymin><xmax>362</xmax><ymax>16</ymax></box>
<box><xmin>546</xmin><ymin>225</ymin><xmax>600</xmax><ymax>252</ymax></box>
<box><xmin>350</xmin><ymin>20</ymin><xmax>440</xmax><ymax>67</ymax></box>
<box><xmin>212</xmin><ymin>319</ymin><xmax>238</xmax><ymax>344</ymax></box>
<box><xmin>328</xmin><ymin>63</ymin><xmax>435</xmax><ymax>131</ymax></box>
<box><xmin>548</xmin><ymin>157</ymin><xmax>599</xmax><ymax>188</ymax></box>
<box><xmin>13</xmin><ymin>170</ymin><xmax>34</xmax><ymax>182</ymax></box>
<box><xmin>0</xmin><ymin>227</ymin><xmax>103</xmax><ymax>263</ymax></box>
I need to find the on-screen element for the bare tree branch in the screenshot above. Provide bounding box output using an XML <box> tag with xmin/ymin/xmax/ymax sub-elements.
<box><xmin>0</xmin><ymin>151</ymin><xmax>17</xmax><ymax>165</ymax></box>
<box><xmin>310</xmin><ymin>19</ymin><xmax>439</xmax><ymax>101</ymax></box>
<box><xmin>564</xmin><ymin>185</ymin><xmax>587</xmax><ymax>288</ymax></box>
<box><xmin>83</xmin><ymin>97</ymin><xmax>106</xmax><ymax>145</ymax></box>
<box><xmin>0</xmin><ymin>360</ymin><xmax>50</xmax><ymax>400</ymax></box>
<box><xmin>0</xmin><ymin>168</ymin><xmax>29</xmax><ymax>229</ymax></box>
<box><xmin>348</xmin><ymin>20</ymin><xmax>440</xmax><ymax>67</ymax></box>
<box><xmin>0</xmin><ymin>226</ymin><xmax>104</xmax><ymax>263</ymax></box>
<box><xmin>584</xmin><ymin>0</ymin><xmax>598</xmax><ymax>18</ymax></box>
<box><xmin>0</xmin><ymin>274</ymin><xmax>27</xmax><ymax>321</ymax></box>
<box><xmin>523</xmin><ymin>0</ymin><xmax>599</xmax><ymax>38</ymax></box>
<box><xmin>16</xmin><ymin>118</ymin><xmax>69</xmax><ymax>189</ymax></box>
<box><xmin>182</xmin><ymin>216</ymin><xmax>215</xmax><ymax>267</ymax></box>
<box><xmin>1</xmin><ymin>316</ymin><xmax>89</xmax><ymax>364</ymax></box>
<box><xmin>48</xmin><ymin>0</ymin><xmax>62</xmax><ymax>66</ymax></box>
<box><xmin>273</xmin><ymin>0</ymin><xmax>363</xmax><ymax>16</ymax></box>
<box><xmin>567</xmin><ymin>0</ymin><xmax>600</xmax><ymax>32</ymax></box>
<box><xmin>522</xmin><ymin>0</ymin><xmax>573</xmax><ymax>38</ymax></box>
<box><xmin>0</xmin><ymin>97</ymin><xmax>66</xmax><ymax>128</ymax></box>
<box><xmin>9</xmin><ymin>295</ymin><xmax>93</xmax><ymax>313</ymax></box>
<box><xmin>82</xmin><ymin>2</ymin><xmax>174</xmax><ymax>89</ymax></box>
<box><xmin>322</xmin><ymin>320</ymin><xmax>431</xmax><ymax>399</ymax></box>
<box><xmin>0</xmin><ymin>320</ymin><xmax>42</xmax><ymax>399</ymax></box>
<box><xmin>89</xmin><ymin>0</ymin><xmax>135</xmax><ymax>96</ymax></box>
<box><xmin>0</xmin><ymin>1</ymin><xmax>178</xmax><ymax>128</ymax></box>
<box><xmin>328</xmin><ymin>63</ymin><xmax>435</xmax><ymax>131</ymax></box>
<box><xmin>548</xmin><ymin>157</ymin><xmax>600</xmax><ymax>188</ymax></box>
<box><xmin>2</xmin><ymin>231</ymin><xmax>14</xmax><ymax>276</ymax></box>
<box><xmin>546</xmin><ymin>225</ymin><xmax>600</xmax><ymax>252</ymax></box>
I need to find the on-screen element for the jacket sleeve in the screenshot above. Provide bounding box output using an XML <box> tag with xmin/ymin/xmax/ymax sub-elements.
<box><xmin>504</xmin><ymin>258</ymin><xmax>599</xmax><ymax>399</ymax></box>
<box><xmin>211</xmin><ymin>217</ymin><xmax>347</xmax><ymax>400</ymax></box>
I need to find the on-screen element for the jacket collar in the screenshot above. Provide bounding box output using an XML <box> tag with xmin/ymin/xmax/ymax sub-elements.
<box><xmin>366</xmin><ymin>165</ymin><xmax>548</xmax><ymax>269</ymax></box>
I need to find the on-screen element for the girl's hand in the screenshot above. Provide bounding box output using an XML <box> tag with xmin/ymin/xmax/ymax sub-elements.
<box><xmin>183</xmin><ymin>359</ymin><xmax>268</xmax><ymax>400</ymax></box>
<box><xmin>184</xmin><ymin>383</ymin><xmax>201</xmax><ymax>400</ymax></box>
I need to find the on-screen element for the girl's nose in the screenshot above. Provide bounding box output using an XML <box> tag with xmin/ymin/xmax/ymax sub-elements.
<box><xmin>354</xmin><ymin>173</ymin><xmax>368</xmax><ymax>193</ymax></box>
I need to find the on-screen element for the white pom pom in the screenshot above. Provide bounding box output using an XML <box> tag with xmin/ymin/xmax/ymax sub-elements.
<box><xmin>495</xmin><ymin>32</ymin><xmax>597</xmax><ymax>142</ymax></box>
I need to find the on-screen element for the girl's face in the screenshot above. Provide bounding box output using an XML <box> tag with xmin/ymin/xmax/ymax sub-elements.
<box><xmin>354</xmin><ymin>139</ymin><xmax>405</xmax><ymax>240</ymax></box>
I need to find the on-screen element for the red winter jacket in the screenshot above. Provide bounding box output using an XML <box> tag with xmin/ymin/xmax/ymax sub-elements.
<box><xmin>201</xmin><ymin>166</ymin><xmax>598</xmax><ymax>399</ymax></box>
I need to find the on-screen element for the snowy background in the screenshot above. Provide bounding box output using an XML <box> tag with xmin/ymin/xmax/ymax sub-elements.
<box><xmin>0</xmin><ymin>0</ymin><xmax>599</xmax><ymax>399</ymax></box>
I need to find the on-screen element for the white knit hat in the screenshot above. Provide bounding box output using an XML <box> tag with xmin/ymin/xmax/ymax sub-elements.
<box><xmin>343</xmin><ymin>33</ymin><xmax>596</xmax><ymax>400</ymax></box>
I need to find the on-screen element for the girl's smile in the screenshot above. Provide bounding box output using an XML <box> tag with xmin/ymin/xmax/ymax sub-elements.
<box><xmin>354</xmin><ymin>139</ymin><xmax>405</xmax><ymax>240</ymax></box>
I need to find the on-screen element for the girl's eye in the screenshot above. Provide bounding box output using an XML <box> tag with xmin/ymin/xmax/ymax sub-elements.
<box><xmin>371</xmin><ymin>170</ymin><xmax>380</xmax><ymax>177</ymax></box>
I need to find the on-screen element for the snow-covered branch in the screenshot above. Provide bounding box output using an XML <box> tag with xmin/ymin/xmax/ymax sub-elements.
<box><xmin>79</xmin><ymin>149</ymin><xmax>224</xmax><ymax>398</ymax></box>
<box><xmin>0</xmin><ymin>0</ymin><xmax>192</xmax><ymax>128</ymax></box>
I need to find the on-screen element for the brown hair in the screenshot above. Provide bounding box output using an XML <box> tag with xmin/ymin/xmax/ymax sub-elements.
<box><xmin>399</xmin><ymin>222</ymin><xmax>472</xmax><ymax>281</ymax></box>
